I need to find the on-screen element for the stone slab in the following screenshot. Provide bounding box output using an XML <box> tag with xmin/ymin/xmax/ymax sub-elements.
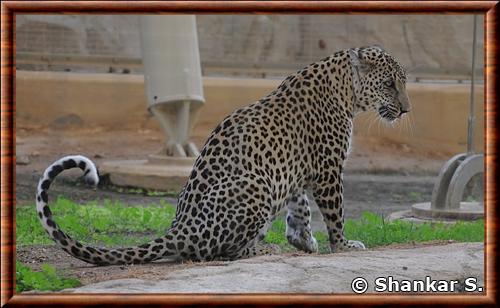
<box><xmin>67</xmin><ymin>243</ymin><xmax>484</xmax><ymax>293</ymax></box>
<box><xmin>100</xmin><ymin>159</ymin><xmax>194</xmax><ymax>191</ymax></box>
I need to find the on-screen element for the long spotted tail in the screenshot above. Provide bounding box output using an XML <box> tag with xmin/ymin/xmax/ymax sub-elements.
<box><xmin>36</xmin><ymin>155</ymin><xmax>178</xmax><ymax>265</ymax></box>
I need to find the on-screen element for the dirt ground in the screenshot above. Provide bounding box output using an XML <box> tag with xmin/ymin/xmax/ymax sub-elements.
<box><xmin>15</xmin><ymin>126</ymin><xmax>452</xmax><ymax>287</ymax></box>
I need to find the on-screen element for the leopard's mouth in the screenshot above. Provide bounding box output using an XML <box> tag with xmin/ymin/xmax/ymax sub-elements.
<box><xmin>377</xmin><ymin>105</ymin><xmax>400</xmax><ymax>122</ymax></box>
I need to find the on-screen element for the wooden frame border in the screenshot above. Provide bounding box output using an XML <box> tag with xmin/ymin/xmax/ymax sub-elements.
<box><xmin>1</xmin><ymin>1</ymin><xmax>498</xmax><ymax>306</ymax></box>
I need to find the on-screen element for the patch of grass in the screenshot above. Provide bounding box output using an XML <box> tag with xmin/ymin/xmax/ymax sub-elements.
<box><xmin>17</xmin><ymin>196</ymin><xmax>176</xmax><ymax>246</ymax></box>
<box><xmin>265</xmin><ymin>212</ymin><xmax>484</xmax><ymax>254</ymax></box>
<box><xmin>16</xmin><ymin>261</ymin><xmax>80</xmax><ymax>292</ymax></box>
<box><xmin>18</xmin><ymin>198</ymin><xmax>483</xmax><ymax>253</ymax></box>
<box><xmin>345</xmin><ymin>212</ymin><xmax>484</xmax><ymax>247</ymax></box>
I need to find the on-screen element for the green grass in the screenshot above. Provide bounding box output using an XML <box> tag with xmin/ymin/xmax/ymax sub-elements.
<box><xmin>17</xmin><ymin>196</ymin><xmax>177</xmax><ymax>247</ymax></box>
<box><xmin>265</xmin><ymin>212</ymin><xmax>484</xmax><ymax>254</ymax></box>
<box><xmin>16</xmin><ymin>261</ymin><xmax>80</xmax><ymax>292</ymax></box>
<box><xmin>345</xmin><ymin>212</ymin><xmax>484</xmax><ymax>248</ymax></box>
<box><xmin>18</xmin><ymin>198</ymin><xmax>484</xmax><ymax>251</ymax></box>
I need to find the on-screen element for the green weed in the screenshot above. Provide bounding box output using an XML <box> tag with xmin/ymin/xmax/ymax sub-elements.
<box><xmin>345</xmin><ymin>212</ymin><xmax>483</xmax><ymax>247</ymax></box>
<box><xmin>16</xmin><ymin>261</ymin><xmax>80</xmax><ymax>292</ymax></box>
<box><xmin>18</xmin><ymin>198</ymin><xmax>483</xmax><ymax>253</ymax></box>
<box><xmin>265</xmin><ymin>212</ymin><xmax>484</xmax><ymax>253</ymax></box>
<box><xmin>17</xmin><ymin>196</ymin><xmax>176</xmax><ymax>246</ymax></box>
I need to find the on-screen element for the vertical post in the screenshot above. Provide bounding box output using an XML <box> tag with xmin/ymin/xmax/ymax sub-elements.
<box><xmin>176</xmin><ymin>101</ymin><xmax>191</xmax><ymax>149</ymax></box>
<box><xmin>467</xmin><ymin>15</ymin><xmax>478</xmax><ymax>155</ymax></box>
<box><xmin>139</xmin><ymin>15</ymin><xmax>205</xmax><ymax>158</ymax></box>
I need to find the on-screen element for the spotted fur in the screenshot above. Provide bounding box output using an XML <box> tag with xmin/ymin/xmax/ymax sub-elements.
<box><xmin>36</xmin><ymin>46</ymin><xmax>410</xmax><ymax>265</ymax></box>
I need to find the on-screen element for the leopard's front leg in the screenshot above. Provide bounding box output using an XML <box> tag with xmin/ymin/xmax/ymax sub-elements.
<box><xmin>285</xmin><ymin>191</ymin><xmax>318</xmax><ymax>253</ymax></box>
<box><xmin>312</xmin><ymin>170</ymin><xmax>365</xmax><ymax>252</ymax></box>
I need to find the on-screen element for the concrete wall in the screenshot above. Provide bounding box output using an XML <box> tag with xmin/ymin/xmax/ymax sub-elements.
<box><xmin>16</xmin><ymin>71</ymin><xmax>484</xmax><ymax>154</ymax></box>
<box><xmin>16</xmin><ymin>15</ymin><xmax>484</xmax><ymax>78</ymax></box>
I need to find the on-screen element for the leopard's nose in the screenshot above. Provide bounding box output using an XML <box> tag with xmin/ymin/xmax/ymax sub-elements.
<box><xmin>399</xmin><ymin>109</ymin><xmax>410</xmax><ymax>116</ymax></box>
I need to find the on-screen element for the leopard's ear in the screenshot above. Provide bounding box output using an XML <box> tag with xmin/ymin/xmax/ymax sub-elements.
<box><xmin>349</xmin><ymin>45</ymin><xmax>386</xmax><ymax>77</ymax></box>
<box><xmin>349</xmin><ymin>48</ymin><xmax>372</xmax><ymax>78</ymax></box>
<box><xmin>363</xmin><ymin>44</ymin><xmax>385</xmax><ymax>52</ymax></box>
<box><xmin>358</xmin><ymin>45</ymin><xmax>386</xmax><ymax>65</ymax></box>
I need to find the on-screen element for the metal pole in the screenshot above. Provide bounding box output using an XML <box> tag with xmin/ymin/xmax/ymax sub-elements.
<box><xmin>467</xmin><ymin>15</ymin><xmax>478</xmax><ymax>155</ymax></box>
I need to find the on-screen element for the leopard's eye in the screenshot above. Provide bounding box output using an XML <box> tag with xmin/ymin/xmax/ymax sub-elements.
<box><xmin>384</xmin><ymin>80</ymin><xmax>394</xmax><ymax>87</ymax></box>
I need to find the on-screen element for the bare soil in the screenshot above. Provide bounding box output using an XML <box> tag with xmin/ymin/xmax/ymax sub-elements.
<box><xmin>15</xmin><ymin>127</ymin><xmax>450</xmax><ymax>286</ymax></box>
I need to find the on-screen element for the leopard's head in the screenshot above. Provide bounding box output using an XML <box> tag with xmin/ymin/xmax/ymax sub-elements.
<box><xmin>349</xmin><ymin>46</ymin><xmax>410</xmax><ymax>122</ymax></box>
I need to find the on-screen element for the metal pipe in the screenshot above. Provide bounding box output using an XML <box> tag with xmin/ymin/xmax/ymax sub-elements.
<box><xmin>467</xmin><ymin>14</ymin><xmax>478</xmax><ymax>155</ymax></box>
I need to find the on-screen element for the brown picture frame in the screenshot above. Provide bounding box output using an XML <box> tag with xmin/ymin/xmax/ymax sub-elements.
<box><xmin>1</xmin><ymin>1</ymin><xmax>498</xmax><ymax>306</ymax></box>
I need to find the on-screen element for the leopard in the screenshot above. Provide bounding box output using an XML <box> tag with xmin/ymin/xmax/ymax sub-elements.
<box><xmin>35</xmin><ymin>45</ymin><xmax>410</xmax><ymax>266</ymax></box>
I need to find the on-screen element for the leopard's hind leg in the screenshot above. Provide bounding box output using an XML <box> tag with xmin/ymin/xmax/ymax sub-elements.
<box><xmin>211</xmin><ymin>173</ymin><xmax>279</xmax><ymax>260</ymax></box>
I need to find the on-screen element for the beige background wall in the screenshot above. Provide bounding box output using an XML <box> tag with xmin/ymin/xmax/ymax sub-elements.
<box><xmin>16</xmin><ymin>15</ymin><xmax>484</xmax><ymax>78</ymax></box>
<box><xmin>16</xmin><ymin>71</ymin><xmax>484</xmax><ymax>155</ymax></box>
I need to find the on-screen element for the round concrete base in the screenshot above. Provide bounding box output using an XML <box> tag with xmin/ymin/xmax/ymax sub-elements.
<box><xmin>389</xmin><ymin>201</ymin><xmax>483</xmax><ymax>223</ymax></box>
<box><xmin>412</xmin><ymin>202</ymin><xmax>483</xmax><ymax>220</ymax></box>
<box><xmin>99</xmin><ymin>156</ymin><xmax>196</xmax><ymax>191</ymax></box>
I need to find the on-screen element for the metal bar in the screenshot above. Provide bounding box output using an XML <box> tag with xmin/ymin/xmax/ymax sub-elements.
<box><xmin>467</xmin><ymin>14</ymin><xmax>478</xmax><ymax>154</ymax></box>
